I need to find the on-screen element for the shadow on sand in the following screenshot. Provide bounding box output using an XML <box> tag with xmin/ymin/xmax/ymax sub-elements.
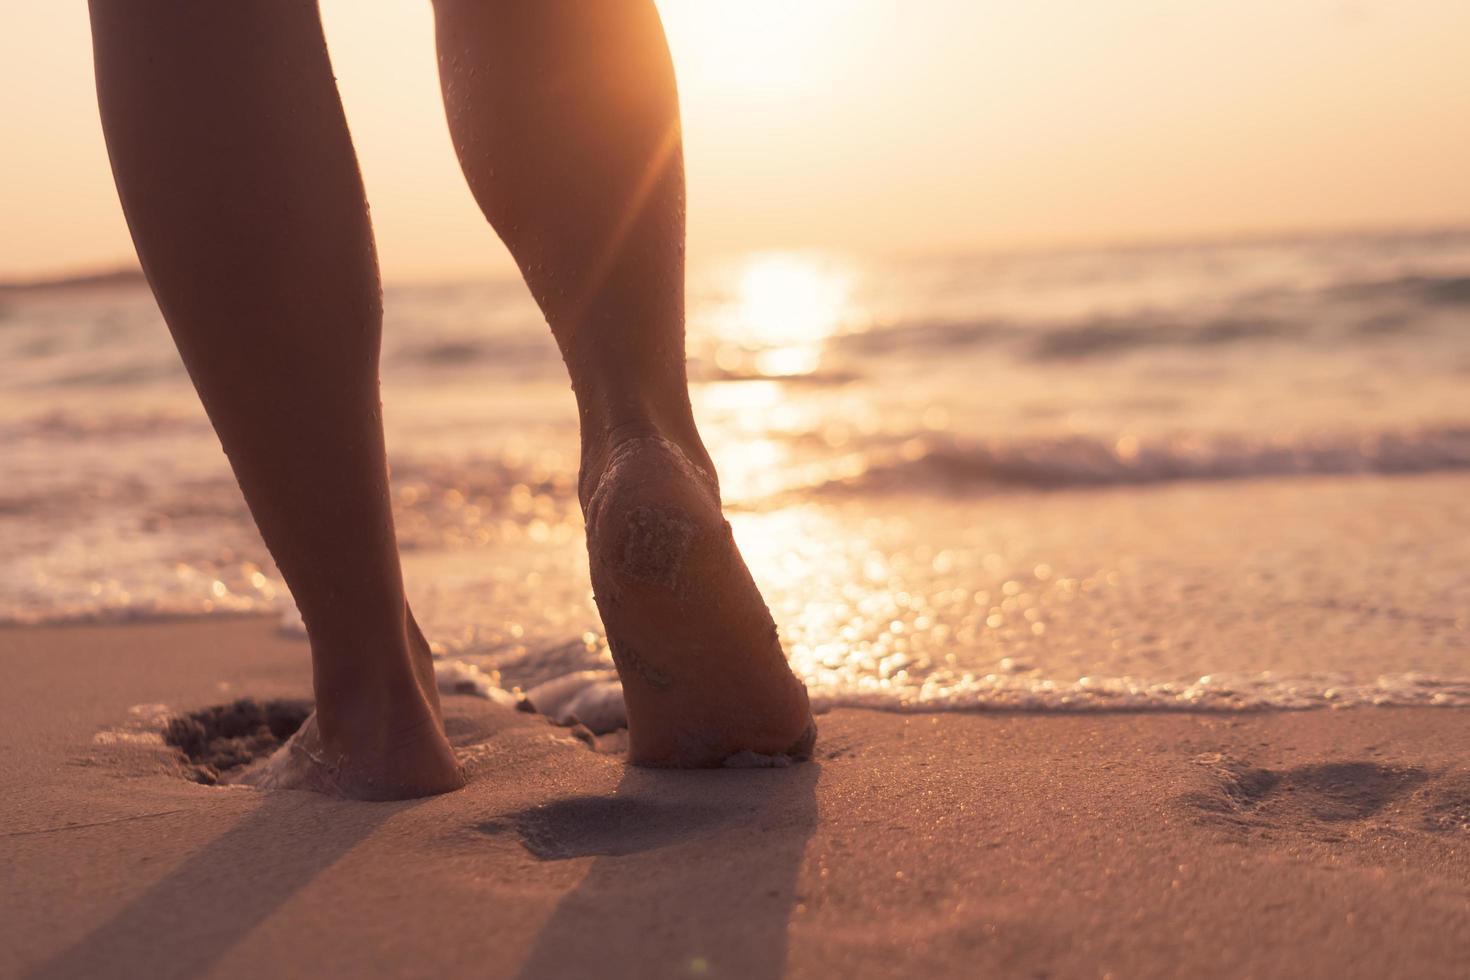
<box><xmin>500</xmin><ymin>763</ymin><xmax>820</xmax><ymax>980</ymax></box>
<box><xmin>27</xmin><ymin>792</ymin><xmax>402</xmax><ymax>980</ymax></box>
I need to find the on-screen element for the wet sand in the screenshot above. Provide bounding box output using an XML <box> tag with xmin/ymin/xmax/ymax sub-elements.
<box><xmin>2</xmin><ymin>618</ymin><xmax>1468</xmax><ymax>979</ymax></box>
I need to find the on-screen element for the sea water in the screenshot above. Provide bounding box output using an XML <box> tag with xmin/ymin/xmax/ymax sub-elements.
<box><xmin>3</xmin><ymin>230</ymin><xmax>1468</xmax><ymax>712</ymax></box>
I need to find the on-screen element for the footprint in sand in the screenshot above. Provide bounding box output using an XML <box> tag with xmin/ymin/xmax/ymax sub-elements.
<box><xmin>1170</xmin><ymin>757</ymin><xmax>1470</xmax><ymax>840</ymax></box>
<box><xmin>161</xmin><ymin>698</ymin><xmax>313</xmax><ymax>785</ymax></box>
<box><xmin>1419</xmin><ymin>772</ymin><xmax>1470</xmax><ymax>832</ymax></box>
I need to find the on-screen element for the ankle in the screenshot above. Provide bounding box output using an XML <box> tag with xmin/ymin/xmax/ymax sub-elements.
<box><xmin>310</xmin><ymin>630</ymin><xmax>440</xmax><ymax>745</ymax></box>
<box><xmin>314</xmin><ymin>678</ymin><xmax>441</xmax><ymax>756</ymax></box>
<box><xmin>577</xmin><ymin>411</ymin><xmax>715</xmax><ymax>510</ymax></box>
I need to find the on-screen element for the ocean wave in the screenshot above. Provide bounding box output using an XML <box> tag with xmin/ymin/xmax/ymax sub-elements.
<box><xmin>822</xmin><ymin>311</ymin><xmax>1303</xmax><ymax>363</ymax></box>
<box><xmin>830</xmin><ymin>319</ymin><xmax>1016</xmax><ymax>355</ymax></box>
<box><xmin>0</xmin><ymin>267</ymin><xmax>146</xmax><ymax>294</ymax></box>
<box><xmin>5</xmin><ymin>420</ymin><xmax>1469</xmax><ymax>526</ymax></box>
<box><xmin>1324</xmin><ymin>273</ymin><xmax>1470</xmax><ymax>307</ymax></box>
<box><xmin>807</xmin><ymin>670</ymin><xmax>1470</xmax><ymax>712</ymax></box>
<box><xmin>390</xmin><ymin>335</ymin><xmax>561</xmax><ymax>369</ymax></box>
<box><xmin>1026</xmin><ymin>315</ymin><xmax>1288</xmax><ymax>361</ymax></box>
<box><xmin>8</xmin><ymin>582</ymin><xmax>1467</xmax><ymax>715</ymax></box>
<box><xmin>695</xmin><ymin>365</ymin><xmax>862</xmax><ymax>385</ymax></box>
<box><xmin>456</xmin><ymin>664</ymin><xmax>1470</xmax><ymax>730</ymax></box>
<box><xmin>822</xmin><ymin>267</ymin><xmax>1470</xmax><ymax>363</ymax></box>
<box><xmin>0</xmin><ymin>410</ymin><xmax>207</xmax><ymax>443</ymax></box>
<box><xmin>819</xmin><ymin>425</ymin><xmax>1470</xmax><ymax>494</ymax></box>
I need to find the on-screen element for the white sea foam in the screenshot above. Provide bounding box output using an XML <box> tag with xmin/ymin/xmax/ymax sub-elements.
<box><xmin>434</xmin><ymin>659</ymin><xmax>518</xmax><ymax>708</ymax></box>
<box><xmin>445</xmin><ymin>660</ymin><xmax>1470</xmax><ymax>728</ymax></box>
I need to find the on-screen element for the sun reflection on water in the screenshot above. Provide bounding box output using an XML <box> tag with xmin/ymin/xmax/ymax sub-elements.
<box><xmin>699</xmin><ymin>250</ymin><xmax>857</xmax><ymax>378</ymax></box>
<box><xmin>690</xmin><ymin>253</ymin><xmax>874</xmax><ymax>502</ymax></box>
<box><xmin>728</xmin><ymin>505</ymin><xmax>969</xmax><ymax>702</ymax></box>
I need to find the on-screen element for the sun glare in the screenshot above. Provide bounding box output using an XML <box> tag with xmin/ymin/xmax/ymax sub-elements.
<box><xmin>657</xmin><ymin>0</ymin><xmax>865</xmax><ymax>94</ymax></box>
<box><xmin>734</xmin><ymin>254</ymin><xmax>852</xmax><ymax>343</ymax></box>
<box><xmin>700</xmin><ymin>251</ymin><xmax>857</xmax><ymax>378</ymax></box>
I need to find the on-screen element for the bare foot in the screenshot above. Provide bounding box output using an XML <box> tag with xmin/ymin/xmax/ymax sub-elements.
<box><xmin>236</xmin><ymin>613</ymin><xmax>464</xmax><ymax>801</ymax></box>
<box><xmin>582</xmin><ymin>433</ymin><xmax>815</xmax><ymax>767</ymax></box>
<box><xmin>235</xmin><ymin>707</ymin><xmax>463</xmax><ymax>801</ymax></box>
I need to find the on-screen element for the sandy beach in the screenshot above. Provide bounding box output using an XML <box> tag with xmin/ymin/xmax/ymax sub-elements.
<box><xmin>7</xmin><ymin>0</ymin><xmax>1470</xmax><ymax>974</ymax></box>
<box><xmin>3</xmin><ymin>617</ymin><xmax>1467</xmax><ymax>979</ymax></box>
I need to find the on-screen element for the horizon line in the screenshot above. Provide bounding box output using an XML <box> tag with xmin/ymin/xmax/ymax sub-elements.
<box><xmin>5</xmin><ymin>219</ymin><xmax>1467</xmax><ymax>293</ymax></box>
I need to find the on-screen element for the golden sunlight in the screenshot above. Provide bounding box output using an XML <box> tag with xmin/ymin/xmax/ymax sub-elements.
<box><xmin>657</xmin><ymin>0</ymin><xmax>868</xmax><ymax>94</ymax></box>
<box><xmin>728</xmin><ymin>253</ymin><xmax>853</xmax><ymax>346</ymax></box>
<box><xmin>701</xmin><ymin>251</ymin><xmax>857</xmax><ymax>378</ymax></box>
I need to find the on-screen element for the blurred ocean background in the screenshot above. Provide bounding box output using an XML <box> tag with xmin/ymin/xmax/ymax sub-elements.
<box><xmin>3</xmin><ymin>229</ymin><xmax>1469</xmax><ymax>711</ymax></box>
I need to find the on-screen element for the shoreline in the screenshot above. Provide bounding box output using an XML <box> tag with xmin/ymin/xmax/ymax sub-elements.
<box><xmin>3</xmin><ymin>618</ymin><xmax>1468</xmax><ymax>978</ymax></box>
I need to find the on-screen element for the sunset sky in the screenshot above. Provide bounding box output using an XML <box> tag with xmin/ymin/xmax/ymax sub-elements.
<box><xmin>3</xmin><ymin>1</ymin><xmax>1468</xmax><ymax>279</ymax></box>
